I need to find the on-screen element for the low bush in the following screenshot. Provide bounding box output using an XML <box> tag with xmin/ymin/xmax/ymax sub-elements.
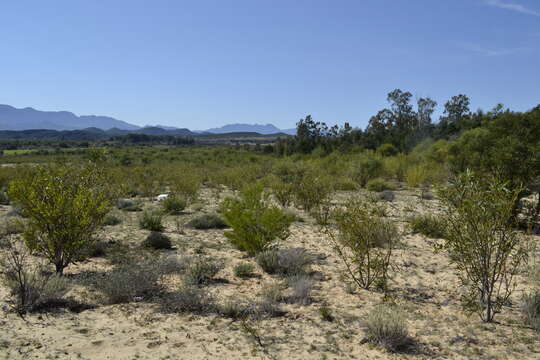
<box><xmin>99</xmin><ymin>259</ymin><xmax>166</xmax><ymax>304</ymax></box>
<box><xmin>0</xmin><ymin>191</ymin><xmax>9</xmax><ymax>205</ymax></box>
<box><xmin>185</xmin><ymin>257</ymin><xmax>223</xmax><ymax>285</ymax></box>
<box><xmin>138</xmin><ymin>211</ymin><xmax>164</xmax><ymax>232</ymax></box>
<box><xmin>522</xmin><ymin>292</ymin><xmax>540</xmax><ymax>331</ymax></box>
<box><xmin>286</xmin><ymin>274</ymin><xmax>313</xmax><ymax>305</ymax></box>
<box><xmin>117</xmin><ymin>199</ymin><xmax>139</xmax><ymax>211</ymax></box>
<box><xmin>187</xmin><ymin>214</ymin><xmax>228</xmax><ymax>229</ymax></box>
<box><xmin>256</xmin><ymin>248</ymin><xmax>312</xmax><ymax>276</ymax></box>
<box><xmin>160</xmin><ymin>285</ymin><xmax>216</xmax><ymax>314</ymax></box>
<box><xmin>219</xmin><ymin>299</ymin><xmax>254</xmax><ymax>319</ymax></box>
<box><xmin>142</xmin><ymin>232</ymin><xmax>172</xmax><ymax>250</ymax></box>
<box><xmin>408</xmin><ymin>214</ymin><xmax>446</xmax><ymax>238</ymax></box>
<box><xmin>379</xmin><ymin>190</ymin><xmax>395</xmax><ymax>202</ymax></box>
<box><xmin>0</xmin><ymin>242</ymin><xmax>70</xmax><ymax>314</ymax></box>
<box><xmin>163</xmin><ymin>196</ymin><xmax>186</xmax><ymax>215</ymax></box>
<box><xmin>83</xmin><ymin>240</ymin><xmax>110</xmax><ymax>258</ymax></box>
<box><xmin>366</xmin><ymin>178</ymin><xmax>394</xmax><ymax>192</ymax></box>
<box><xmin>319</xmin><ymin>305</ymin><xmax>334</xmax><ymax>322</ymax></box>
<box><xmin>234</xmin><ymin>263</ymin><xmax>256</xmax><ymax>278</ymax></box>
<box><xmin>365</xmin><ymin>305</ymin><xmax>412</xmax><ymax>352</ymax></box>
<box><xmin>102</xmin><ymin>214</ymin><xmax>122</xmax><ymax>226</ymax></box>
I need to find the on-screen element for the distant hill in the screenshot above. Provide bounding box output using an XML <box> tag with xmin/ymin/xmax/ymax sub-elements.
<box><xmin>0</xmin><ymin>104</ymin><xmax>140</xmax><ymax>131</ymax></box>
<box><xmin>205</xmin><ymin>123</ymin><xmax>295</xmax><ymax>135</ymax></box>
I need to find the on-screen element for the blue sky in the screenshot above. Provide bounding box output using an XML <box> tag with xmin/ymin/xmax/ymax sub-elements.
<box><xmin>1</xmin><ymin>0</ymin><xmax>539</xmax><ymax>130</ymax></box>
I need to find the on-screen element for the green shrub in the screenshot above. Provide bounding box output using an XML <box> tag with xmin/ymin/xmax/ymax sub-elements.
<box><xmin>142</xmin><ymin>232</ymin><xmax>172</xmax><ymax>250</ymax></box>
<box><xmin>319</xmin><ymin>306</ymin><xmax>334</xmax><ymax>322</ymax></box>
<box><xmin>185</xmin><ymin>257</ymin><xmax>223</xmax><ymax>285</ymax></box>
<box><xmin>139</xmin><ymin>211</ymin><xmax>165</xmax><ymax>232</ymax></box>
<box><xmin>366</xmin><ymin>178</ymin><xmax>394</xmax><ymax>192</ymax></box>
<box><xmin>377</xmin><ymin>143</ymin><xmax>399</xmax><ymax>157</ymax></box>
<box><xmin>365</xmin><ymin>305</ymin><xmax>412</xmax><ymax>352</ymax></box>
<box><xmin>267</xmin><ymin>175</ymin><xmax>294</xmax><ymax>207</ymax></box>
<box><xmin>163</xmin><ymin>196</ymin><xmax>186</xmax><ymax>215</ymax></box>
<box><xmin>408</xmin><ymin>214</ymin><xmax>446</xmax><ymax>238</ymax></box>
<box><xmin>234</xmin><ymin>263</ymin><xmax>256</xmax><ymax>278</ymax></box>
<box><xmin>292</xmin><ymin>173</ymin><xmax>334</xmax><ymax>213</ymax></box>
<box><xmin>351</xmin><ymin>157</ymin><xmax>383</xmax><ymax>187</ymax></box>
<box><xmin>438</xmin><ymin>171</ymin><xmax>528</xmax><ymax>322</ymax></box>
<box><xmin>187</xmin><ymin>214</ymin><xmax>228</xmax><ymax>229</ymax></box>
<box><xmin>329</xmin><ymin>198</ymin><xmax>398</xmax><ymax>290</ymax></box>
<box><xmin>102</xmin><ymin>214</ymin><xmax>122</xmax><ymax>226</ymax></box>
<box><xmin>7</xmin><ymin>164</ymin><xmax>113</xmax><ymax>274</ymax></box>
<box><xmin>221</xmin><ymin>183</ymin><xmax>294</xmax><ymax>255</ymax></box>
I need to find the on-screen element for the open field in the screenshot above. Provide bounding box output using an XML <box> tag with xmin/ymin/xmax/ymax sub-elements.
<box><xmin>1</xmin><ymin>182</ymin><xmax>539</xmax><ymax>360</ymax></box>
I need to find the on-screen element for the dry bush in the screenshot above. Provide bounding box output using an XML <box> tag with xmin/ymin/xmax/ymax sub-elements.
<box><xmin>522</xmin><ymin>292</ymin><xmax>540</xmax><ymax>331</ymax></box>
<box><xmin>187</xmin><ymin>214</ymin><xmax>228</xmax><ymax>229</ymax></box>
<box><xmin>184</xmin><ymin>257</ymin><xmax>223</xmax><ymax>285</ymax></box>
<box><xmin>365</xmin><ymin>304</ymin><xmax>413</xmax><ymax>352</ymax></box>
<box><xmin>160</xmin><ymin>285</ymin><xmax>216</xmax><ymax>314</ymax></box>
<box><xmin>142</xmin><ymin>232</ymin><xmax>172</xmax><ymax>250</ymax></box>
<box><xmin>286</xmin><ymin>274</ymin><xmax>313</xmax><ymax>305</ymax></box>
<box><xmin>256</xmin><ymin>248</ymin><xmax>312</xmax><ymax>276</ymax></box>
<box><xmin>0</xmin><ymin>240</ymin><xmax>70</xmax><ymax>314</ymax></box>
<box><xmin>234</xmin><ymin>263</ymin><xmax>256</xmax><ymax>278</ymax></box>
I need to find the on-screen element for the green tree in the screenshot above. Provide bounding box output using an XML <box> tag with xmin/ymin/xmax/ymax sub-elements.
<box><xmin>8</xmin><ymin>164</ymin><xmax>113</xmax><ymax>274</ymax></box>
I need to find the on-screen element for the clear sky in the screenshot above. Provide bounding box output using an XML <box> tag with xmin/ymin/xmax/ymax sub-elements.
<box><xmin>1</xmin><ymin>0</ymin><xmax>539</xmax><ymax>130</ymax></box>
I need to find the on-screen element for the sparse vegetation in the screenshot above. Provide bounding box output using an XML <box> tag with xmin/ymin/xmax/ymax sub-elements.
<box><xmin>256</xmin><ymin>248</ymin><xmax>312</xmax><ymax>276</ymax></box>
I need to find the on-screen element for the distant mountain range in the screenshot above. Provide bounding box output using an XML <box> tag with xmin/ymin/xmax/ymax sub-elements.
<box><xmin>0</xmin><ymin>104</ymin><xmax>295</xmax><ymax>135</ymax></box>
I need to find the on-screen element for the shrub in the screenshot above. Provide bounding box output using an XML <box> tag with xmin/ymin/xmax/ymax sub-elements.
<box><xmin>405</xmin><ymin>165</ymin><xmax>428</xmax><ymax>188</ymax></box>
<box><xmin>256</xmin><ymin>248</ymin><xmax>312</xmax><ymax>276</ymax></box>
<box><xmin>83</xmin><ymin>241</ymin><xmax>110</xmax><ymax>258</ymax></box>
<box><xmin>438</xmin><ymin>171</ymin><xmax>528</xmax><ymax>322</ymax></box>
<box><xmin>219</xmin><ymin>299</ymin><xmax>254</xmax><ymax>319</ymax></box>
<box><xmin>99</xmin><ymin>259</ymin><xmax>165</xmax><ymax>304</ymax></box>
<box><xmin>366</xmin><ymin>178</ymin><xmax>394</xmax><ymax>192</ymax></box>
<box><xmin>139</xmin><ymin>211</ymin><xmax>165</xmax><ymax>232</ymax></box>
<box><xmin>351</xmin><ymin>157</ymin><xmax>383</xmax><ymax>187</ymax></box>
<box><xmin>0</xmin><ymin>241</ymin><xmax>70</xmax><ymax>314</ymax></box>
<box><xmin>169</xmin><ymin>172</ymin><xmax>201</xmax><ymax>204</ymax></box>
<box><xmin>116</xmin><ymin>199</ymin><xmax>142</xmax><ymax>212</ymax></box>
<box><xmin>408</xmin><ymin>214</ymin><xmax>446</xmax><ymax>238</ymax></box>
<box><xmin>184</xmin><ymin>257</ymin><xmax>223</xmax><ymax>285</ymax></box>
<box><xmin>377</xmin><ymin>143</ymin><xmax>399</xmax><ymax>157</ymax></box>
<box><xmin>160</xmin><ymin>285</ymin><xmax>216</xmax><ymax>314</ymax></box>
<box><xmin>102</xmin><ymin>214</ymin><xmax>122</xmax><ymax>226</ymax></box>
<box><xmin>221</xmin><ymin>183</ymin><xmax>294</xmax><ymax>255</ymax></box>
<box><xmin>329</xmin><ymin>198</ymin><xmax>398</xmax><ymax>290</ymax></box>
<box><xmin>521</xmin><ymin>292</ymin><xmax>540</xmax><ymax>331</ymax></box>
<box><xmin>0</xmin><ymin>191</ymin><xmax>9</xmax><ymax>205</ymax></box>
<box><xmin>187</xmin><ymin>214</ymin><xmax>228</xmax><ymax>230</ymax></box>
<box><xmin>142</xmin><ymin>232</ymin><xmax>172</xmax><ymax>250</ymax></box>
<box><xmin>292</xmin><ymin>173</ymin><xmax>334</xmax><ymax>213</ymax></box>
<box><xmin>379</xmin><ymin>190</ymin><xmax>395</xmax><ymax>202</ymax></box>
<box><xmin>267</xmin><ymin>175</ymin><xmax>294</xmax><ymax>208</ymax></box>
<box><xmin>7</xmin><ymin>164</ymin><xmax>113</xmax><ymax>274</ymax></box>
<box><xmin>319</xmin><ymin>306</ymin><xmax>334</xmax><ymax>322</ymax></box>
<box><xmin>162</xmin><ymin>196</ymin><xmax>186</xmax><ymax>215</ymax></box>
<box><xmin>286</xmin><ymin>274</ymin><xmax>313</xmax><ymax>305</ymax></box>
<box><xmin>365</xmin><ymin>305</ymin><xmax>412</xmax><ymax>352</ymax></box>
<box><xmin>234</xmin><ymin>263</ymin><xmax>256</xmax><ymax>278</ymax></box>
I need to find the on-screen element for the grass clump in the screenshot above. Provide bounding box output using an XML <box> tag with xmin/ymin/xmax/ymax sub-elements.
<box><xmin>366</xmin><ymin>178</ymin><xmax>394</xmax><ymax>192</ymax></box>
<box><xmin>142</xmin><ymin>232</ymin><xmax>172</xmax><ymax>250</ymax></box>
<box><xmin>221</xmin><ymin>183</ymin><xmax>294</xmax><ymax>255</ymax></box>
<box><xmin>99</xmin><ymin>259</ymin><xmax>166</xmax><ymax>304</ymax></box>
<box><xmin>138</xmin><ymin>210</ymin><xmax>164</xmax><ymax>232</ymax></box>
<box><xmin>319</xmin><ymin>305</ymin><xmax>334</xmax><ymax>322</ymax></box>
<box><xmin>365</xmin><ymin>304</ymin><xmax>413</xmax><ymax>352</ymax></box>
<box><xmin>522</xmin><ymin>292</ymin><xmax>540</xmax><ymax>331</ymax></box>
<box><xmin>256</xmin><ymin>248</ymin><xmax>312</xmax><ymax>276</ymax></box>
<box><xmin>162</xmin><ymin>196</ymin><xmax>186</xmax><ymax>215</ymax></box>
<box><xmin>187</xmin><ymin>214</ymin><xmax>228</xmax><ymax>229</ymax></box>
<box><xmin>160</xmin><ymin>285</ymin><xmax>216</xmax><ymax>314</ymax></box>
<box><xmin>184</xmin><ymin>257</ymin><xmax>223</xmax><ymax>285</ymax></box>
<box><xmin>117</xmin><ymin>199</ymin><xmax>142</xmax><ymax>212</ymax></box>
<box><xmin>234</xmin><ymin>263</ymin><xmax>256</xmax><ymax>278</ymax></box>
<box><xmin>408</xmin><ymin>214</ymin><xmax>446</xmax><ymax>238</ymax></box>
<box><xmin>286</xmin><ymin>274</ymin><xmax>313</xmax><ymax>305</ymax></box>
<box><xmin>102</xmin><ymin>214</ymin><xmax>122</xmax><ymax>226</ymax></box>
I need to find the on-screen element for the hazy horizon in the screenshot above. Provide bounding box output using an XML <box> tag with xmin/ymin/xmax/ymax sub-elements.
<box><xmin>1</xmin><ymin>0</ymin><xmax>539</xmax><ymax>129</ymax></box>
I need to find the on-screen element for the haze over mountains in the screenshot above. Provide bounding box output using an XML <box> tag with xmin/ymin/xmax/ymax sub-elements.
<box><xmin>0</xmin><ymin>104</ymin><xmax>295</xmax><ymax>135</ymax></box>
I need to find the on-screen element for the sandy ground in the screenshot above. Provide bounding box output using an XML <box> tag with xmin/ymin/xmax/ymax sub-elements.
<box><xmin>1</xmin><ymin>188</ymin><xmax>539</xmax><ymax>360</ymax></box>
